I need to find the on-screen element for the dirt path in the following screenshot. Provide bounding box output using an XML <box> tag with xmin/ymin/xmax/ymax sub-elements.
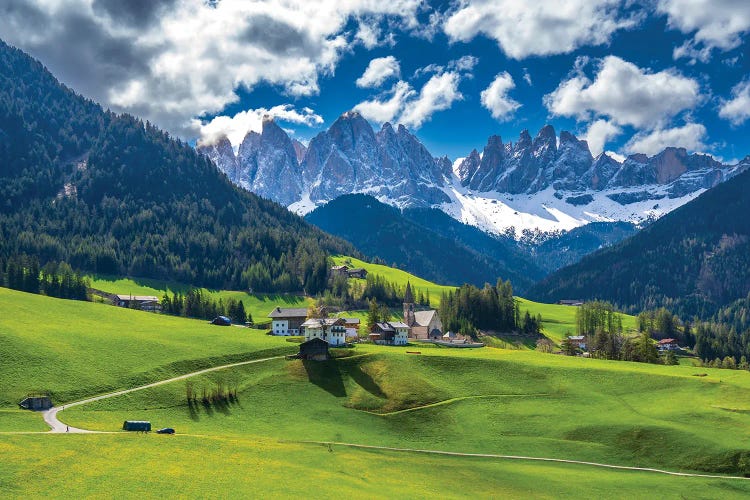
<box><xmin>41</xmin><ymin>356</ymin><xmax>284</xmax><ymax>433</ymax></box>
<box><xmin>294</xmin><ymin>440</ymin><xmax>750</xmax><ymax>481</ymax></box>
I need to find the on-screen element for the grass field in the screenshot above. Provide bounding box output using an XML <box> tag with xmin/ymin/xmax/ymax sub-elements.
<box><xmin>87</xmin><ymin>275</ymin><xmax>312</xmax><ymax>321</ymax></box>
<box><xmin>0</xmin><ymin>287</ymin><xmax>296</xmax><ymax>410</ymax></box>
<box><xmin>3</xmin><ymin>287</ymin><xmax>750</xmax><ymax>496</ymax></box>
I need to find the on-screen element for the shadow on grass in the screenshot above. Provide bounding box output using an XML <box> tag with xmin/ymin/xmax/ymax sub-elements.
<box><xmin>346</xmin><ymin>365</ymin><xmax>386</xmax><ymax>399</ymax></box>
<box><xmin>186</xmin><ymin>395</ymin><xmax>241</xmax><ymax>420</ymax></box>
<box><xmin>302</xmin><ymin>360</ymin><xmax>347</xmax><ymax>398</ymax></box>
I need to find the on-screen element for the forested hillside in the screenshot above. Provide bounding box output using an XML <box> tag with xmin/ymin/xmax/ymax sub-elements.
<box><xmin>306</xmin><ymin>194</ymin><xmax>542</xmax><ymax>291</ymax></box>
<box><xmin>528</xmin><ymin>166</ymin><xmax>750</xmax><ymax>319</ymax></box>
<box><xmin>0</xmin><ymin>39</ymin><xmax>356</xmax><ymax>293</ymax></box>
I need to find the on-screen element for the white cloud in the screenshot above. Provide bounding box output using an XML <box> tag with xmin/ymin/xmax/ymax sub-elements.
<box><xmin>443</xmin><ymin>0</ymin><xmax>637</xmax><ymax>59</ymax></box>
<box><xmin>719</xmin><ymin>80</ymin><xmax>750</xmax><ymax>126</ymax></box>
<box><xmin>657</xmin><ymin>0</ymin><xmax>750</xmax><ymax>60</ymax></box>
<box><xmin>413</xmin><ymin>55</ymin><xmax>479</xmax><ymax>78</ymax></box>
<box><xmin>544</xmin><ymin>56</ymin><xmax>701</xmax><ymax>129</ymax></box>
<box><xmin>196</xmin><ymin>104</ymin><xmax>323</xmax><ymax>149</ymax></box>
<box><xmin>625</xmin><ymin>123</ymin><xmax>707</xmax><ymax>155</ymax></box>
<box><xmin>522</xmin><ymin>68</ymin><xmax>532</xmax><ymax>86</ymax></box>
<box><xmin>605</xmin><ymin>150</ymin><xmax>626</xmax><ymax>163</ymax></box>
<box><xmin>480</xmin><ymin>72</ymin><xmax>521</xmax><ymax>122</ymax></box>
<box><xmin>584</xmin><ymin>119</ymin><xmax>622</xmax><ymax>156</ymax></box>
<box><xmin>399</xmin><ymin>72</ymin><xmax>463</xmax><ymax>128</ymax></box>
<box><xmin>0</xmin><ymin>0</ymin><xmax>422</xmax><ymax>138</ymax></box>
<box><xmin>356</xmin><ymin>56</ymin><xmax>401</xmax><ymax>88</ymax></box>
<box><xmin>452</xmin><ymin>55</ymin><xmax>479</xmax><ymax>72</ymax></box>
<box><xmin>353</xmin><ymin>81</ymin><xmax>415</xmax><ymax>123</ymax></box>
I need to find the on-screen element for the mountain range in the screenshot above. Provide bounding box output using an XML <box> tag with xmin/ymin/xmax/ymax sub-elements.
<box><xmin>200</xmin><ymin>111</ymin><xmax>749</xmax><ymax>237</ymax></box>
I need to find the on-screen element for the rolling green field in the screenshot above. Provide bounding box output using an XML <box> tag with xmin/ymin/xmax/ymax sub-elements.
<box><xmin>87</xmin><ymin>275</ymin><xmax>312</xmax><ymax>322</ymax></box>
<box><xmin>332</xmin><ymin>255</ymin><xmax>637</xmax><ymax>342</ymax></box>
<box><xmin>1</xmin><ymin>286</ymin><xmax>745</xmax><ymax>497</ymax></box>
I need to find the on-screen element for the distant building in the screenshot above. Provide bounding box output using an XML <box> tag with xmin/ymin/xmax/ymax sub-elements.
<box><xmin>331</xmin><ymin>265</ymin><xmax>349</xmax><ymax>277</ymax></box>
<box><xmin>567</xmin><ymin>335</ymin><xmax>586</xmax><ymax>350</ymax></box>
<box><xmin>559</xmin><ymin>300</ymin><xmax>584</xmax><ymax>306</ymax></box>
<box><xmin>114</xmin><ymin>294</ymin><xmax>162</xmax><ymax>312</ymax></box>
<box><xmin>18</xmin><ymin>395</ymin><xmax>52</xmax><ymax>411</ymax></box>
<box><xmin>342</xmin><ymin>318</ymin><xmax>361</xmax><ymax>338</ymax></box>
<box><xmin>268</xmin><ymin>307</ymin><xmax>308</xmax><ymax>336</ymax></box>
<box><xmin>302</xmin><ymin>317</ymin><xmax>347</xmax><ymax>346</ymax></box>
<box><xmin>658</xmin><ymin>338</ymin><xmax>679</xmax><ymax>351</ymax></box>
<box><xmin>346</xmin><ymin>268</ymin><xmax>368</xmax><ymax>279</ymax></box>
<box><xmin>123</xmin><ymin>421</ymin><xmax>151</xmax><ymax>432</ymax></box>
<box><xmin>369</xmin><ymin>321</ymin><xmax>409</xmax><ymax>345</ymax></box>
<box><xmin>403</xmin><ymin>281</ymin><xmax>443</xmax><ymax>339</ymax></box>
<box><xmin>297</xmin><ymin>337</ymin><xmax>330</xmax><ymax>361</ymax></box>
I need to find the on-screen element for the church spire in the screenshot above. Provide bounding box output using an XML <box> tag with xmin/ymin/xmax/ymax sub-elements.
<box><xmin>404</xmin><ymin>281</ymin><xmax>414</xmax><ymax>304</ymax></box>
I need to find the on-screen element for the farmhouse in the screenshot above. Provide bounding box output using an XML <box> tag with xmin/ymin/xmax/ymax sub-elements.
<box><xmin>567</xmin><ymin>335</ymin><xmax>587</xmax><ymax>350</ymax></box>
<box><xmin>347</xmin><ymin>268</ymin><xmax>368</xmax><ymax>279</ymax></box>
<box><xmin>658</xmin><ymin>338</ymin><xmax>679</xmax><ymax>351</ymax></box>
<box><xmin>114</xmin><ymin>294</ymin><xmax>162</xmax><ymax>312</ymax></box>
<box><xmin>403</xmin><ymin>282</ymin><xmax>443</xmax><ymax>340</ymax></box>
<box><xmin>301</xmin><ymin>317</ymin><xmax>347</xmax><ymax>346</ymax></box>
<box><xmin>369</xmin><ymin>321</ymin><xmax>409</xmax><ymax>345</ymax></box>
<box><xmin>343</xmin><ymin>317</ymin><xmax>360</xmax><ymax>338</ymax></box>
<box><xmin>331</xmin><ymin>265</ymin><xmax>349</xmax><ymax>277</ymax></box>
<box><xmin>268</xmin><ymin>307</ymin><xmax>308</xmax><ymax>336</ymax></box>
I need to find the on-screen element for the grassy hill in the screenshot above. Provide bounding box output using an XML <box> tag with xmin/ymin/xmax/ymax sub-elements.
<box><xmin>332</xmin><ymin>256</ymin><xmax>637</xmax><ymax>342</ymax></box>
<box><xmin>87</xmin><ymin>275</ymin><xmax>312</xmax><ymax>322</ymax></box>
<box><xmin>3</xmin><ymin>288</ymin><xmax>750</xmax><ymax>496</ymax></box>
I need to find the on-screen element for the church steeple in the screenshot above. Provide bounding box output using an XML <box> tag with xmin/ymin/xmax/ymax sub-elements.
<box><xmin>403</xmin><ymin>281</ymin><xmax>415</xmax><ymax>326</ymax></box>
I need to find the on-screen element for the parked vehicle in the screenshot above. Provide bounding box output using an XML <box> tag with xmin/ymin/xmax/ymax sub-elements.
<box><xmin>156</xmin><ymin>427</ymin><xmax>175</xmax><ymax>434</ymax></box>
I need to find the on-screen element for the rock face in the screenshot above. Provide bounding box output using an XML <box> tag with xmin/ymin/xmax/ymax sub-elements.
<box><xmin>200</xmin><ymin>110</ymin><xmax>451</xmax><ymax>208</ymax></box>
<box><xmin>455</xmin><ymin>125</ymin><xmax>736</xmax><ymax>198</ymax></box>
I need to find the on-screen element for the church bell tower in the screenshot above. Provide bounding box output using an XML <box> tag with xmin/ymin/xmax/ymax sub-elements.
<box><xmin>403</xmin><ymin>281</ymin><xmax>415</xmax><ymax>326</ymax></box>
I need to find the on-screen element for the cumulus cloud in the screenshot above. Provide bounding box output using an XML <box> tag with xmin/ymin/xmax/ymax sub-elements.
<box><xmin>356</xmin><ymin>56</ymin><xmax>401</xmax><ymax>88</ymax></box>
<box><xmin>0</xmin><ymin>0</ymin><xmax>422</xmax><ymax>138</ymax></box>
<box><xmin>657</xmin><ymin>0</ymin><xmax>750</xmax><ymax>61</ymax></box>
<box><xmin>545</xmin><ymin>56</ymin><xmax>701</xmax><ymax>129</ymax></box>
<box><xmin>355</xmin><ymin>71</ymin><xmax>463</xmax><ymax>129</ymax></box>
<box><xmin>413</xmin><ymin>55</ymin><xmax>479</xmax><ymax>78</ymax></box>
<box><xmin>480</xmin><ymin>72</ymin><xmax>521</xmax><ymax>122</ymax></box>
<box><xmin>719</xmin><ymin>80</ymin><xmax>750</xmax><ymax>126</ymax></box>
<box><xmin>353</xmin><ymin>81</ymin><xmax>415</xmax><ymax>123</ymax></box>
<box><xmin>196</xmin><ymin>104</ymin><xmax>323</xmax><ymax>149</ymax></box>
<box><xmin>400</xmin><ymin>72</ymin><xmax>463</xmax><ymax>128</ymax></box>
<box><xmin>443</xmin><ymin>0</ymin><xmax>638</xmax><ymax>59</ymax></box>
<box><xmin>625</xmin><ymin>123</ymin><xmax>707</xmax><ymax>156</ymax></box>
<box><xmin>584</xmin><ymin>119</ymin><xmax>622</xmax><ymax>156</ymax></box>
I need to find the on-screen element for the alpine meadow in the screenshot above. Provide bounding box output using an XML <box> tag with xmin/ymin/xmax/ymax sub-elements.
<box><xmin>3</xmin><ymin>2</ymin><xmax>750</xmax><ymax>499</ymax></box>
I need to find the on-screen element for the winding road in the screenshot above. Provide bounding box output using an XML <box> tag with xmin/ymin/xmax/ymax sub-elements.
<box><xmin>42</xmin><ymin>355</ymin><xmax>284</xmax><ymax>433</ymax></box>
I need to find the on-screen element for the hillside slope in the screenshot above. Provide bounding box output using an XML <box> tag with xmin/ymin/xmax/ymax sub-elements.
<box><xmin>0</xmin><ymin>39</ymin><xmax>355</xmax><ymax>292</ymax></box>
<box><xmin>529</xmin><ymin>167</ymin><xmax>750</xmax><ymax>318</ymax></box>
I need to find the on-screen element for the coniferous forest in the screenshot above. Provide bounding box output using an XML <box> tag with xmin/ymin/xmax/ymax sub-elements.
<box><xmin>0</xmin><ymin>40</ymin><xmax>357</xmax><ymax>294</ymax></box>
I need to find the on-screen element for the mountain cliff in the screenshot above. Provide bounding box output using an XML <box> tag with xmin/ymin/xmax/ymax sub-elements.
<box><xmin>201</xmin><ymin>116</ymin><xmax>746</xmax><ymax>237</ymax></box>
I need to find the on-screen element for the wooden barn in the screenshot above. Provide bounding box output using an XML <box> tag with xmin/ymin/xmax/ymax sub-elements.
<box><xmin>18</xmin><ymin>395</ymin><xmax>52</xmax><ymax>411</ymax></box>
<box><xmin>297</xmin><ymin>337</ymin><xmax>330</xmax><ymax>361</ymax></box>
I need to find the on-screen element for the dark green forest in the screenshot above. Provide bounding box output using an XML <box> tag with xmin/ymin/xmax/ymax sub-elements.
<box><xmin>0</xmin><ymin>39</ymin><xmax>357</xmax><ymax>294</ymax></box>
<box><xmin>529</xmin><ymin>165</ymin><xmax>750</xmax><ymax>320</ymax></box>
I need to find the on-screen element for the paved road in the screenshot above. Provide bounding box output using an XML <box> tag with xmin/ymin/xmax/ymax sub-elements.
<box><xmin>42</xmin><ymin>356</ymin><xmax>284</xmax><ymax>433</ymax></box>
<box><xmin>293</xmin><ymin>440</ymin><xmax>750</xmax><ymax>481</ymax></box>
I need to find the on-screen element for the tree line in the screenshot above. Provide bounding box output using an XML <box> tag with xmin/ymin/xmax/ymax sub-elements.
<box><xmin>1</xmin><ymin>255</ymin><xmax>88</xmax><ymax>301</ymax></box>
<box><xmin>439</xmin><ymin>280</ymin><xmax>520</xmax><ymax>338</ymax></box>
<box><xmin>161</xmin><ymin>289</ymin><xmax>251</xmax><ymax>324</ymax></box>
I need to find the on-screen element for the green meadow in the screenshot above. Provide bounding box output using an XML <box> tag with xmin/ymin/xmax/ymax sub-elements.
<box><xmin>87</xmin><ymin>274</ymin><xmax>312</xmax><ymax>321</ymax></box>
<box><xmin>1</xmin><ymin>282</ymin><xmax>745</xmax><ymax>497</ymax></box>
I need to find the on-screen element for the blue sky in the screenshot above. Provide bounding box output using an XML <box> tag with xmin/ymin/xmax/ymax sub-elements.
<box><xmin>2</xmin><ymin>1</ymin><xmax>749</xmax><ymax>162</ymax></box>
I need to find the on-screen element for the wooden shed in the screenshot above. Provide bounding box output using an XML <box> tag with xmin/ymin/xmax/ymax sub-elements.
<box><xmin>298</xmin><ymin>337</ymin><xmax>330</xmax><ymax>361</ymax></box>
<box><xmin>18</xmin><ymin>395</ymin><xmax>53</xmax><ymax>411</ymax></box>
<box><xmin>123</xmin><ymin>420</ymin><xmax>151</xmax><ymax>432</ymax></box>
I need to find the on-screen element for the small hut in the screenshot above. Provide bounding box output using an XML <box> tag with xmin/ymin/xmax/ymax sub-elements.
<box><xmin>210</xmin><ymin>316</ymin><xmax>231</xmax><ymax>326</ymax></box>
<box><xmin>123</xmin><ymin>421</ymin><xmax>151</xmax><ymax>431</ymax></box>
<box><xmin>298</xmin><ymin>337</ymin><xmax>330</xmax><ymax>361</ymax></box>
<box><xmin>18</xmin><ymin>395</ymin><xmax>53</xmax><ymax>411</ymax></box>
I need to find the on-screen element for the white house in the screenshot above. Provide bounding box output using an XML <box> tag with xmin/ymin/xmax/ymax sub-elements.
<box><xmin>301</xmin><ymin>317</ymin><xmax>347</xmax><ymax>346</ymax></box>
<box><xmin>267</xmin><ymin>307</ymin><xmax>308</xmax><ymax>336</ymax></box>
<box><xmin>389</xmin><ymin>321</ymin><xmax>409</xmax><ymax>345</ymax></box>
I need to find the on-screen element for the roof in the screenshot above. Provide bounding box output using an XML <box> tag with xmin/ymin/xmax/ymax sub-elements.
<box><xmin>116</xmin><ymin>295</ymin><xmax>159</xmax><ymax>302</ymax></box>
<box><xmin>331</xmin><ymin>265</ymin><xmax>349</xmax><ymax>271</ymax></box>
<box><xmin>268</xmin><ymin>307</ymin><xmax>308</xmax><ymax>319</ymax></box>
<box><xmin>300</xmin><ymin>337</ymin><xmax>329</xmax><ymax>347</ymax></box>
<box><xmin>389</xmin><ymin>322</ymin><xmax>409</xmax><ymax>328</ymax></box>
<box><xmin>375</xmin><ymin>322</ymin><xmax>396</xmax><ymax>332</ymax></box>
<box><xmin>347</xmin><ymin>268</ymin><xmax>366</xmax><ymax>273</ymax></box>
<box><xmin>567</xmin><ymin>335</ymin><xmax>585</xmax><ymax>340</ymax></box>
<box><xmin>658</xmin><ymin>338</ymin><xmax>677</xmax><ymax>344</ymax></box>
<box><xmin>413</xmin><ymin>310</ymin><xmax>437</xmax><ymax>326</ymax></box>
<box><xmin>343</xmin><ymin>318</ymin><xmax>360</xmax><ymax>324</ymax></box>
<box><xmin>302</xmin><ymin>318</ymin><xmax>344</xmax><ymax>328</ymax></box>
